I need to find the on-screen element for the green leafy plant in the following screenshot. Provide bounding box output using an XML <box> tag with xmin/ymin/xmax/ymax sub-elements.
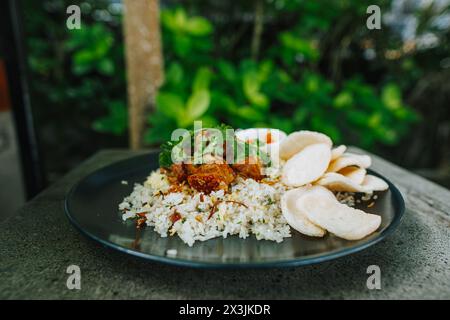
<box><xmin>160</xmin><ymin>7</ymin><xmax>213</xmax><ymax>61</ymax></box>
<box><xmin>26</xmin><ymin>1</ymin><xmax>439</xmax><ymax>182</ymax></box>
<box><xmin>65</xmin><ymin>24</ymin><xmax>116</xmax><ymax>76</ymax></box>
<box><xmin>93</xmin><ymin>100</ymin><xmax>128</xmax><ymax>135</ymax></box>
<box><xmin>23</xmin><ymin>0</ymin><xmax>127</xmax><ymax>179</ymax></box>
<box><xmin>144</xmin><ymin>6</ymin><xmax>418</xmax><ymax>150</ymax></box>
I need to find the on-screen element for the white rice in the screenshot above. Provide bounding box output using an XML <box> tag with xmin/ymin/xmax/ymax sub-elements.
<box><xmin>119</xmin><ymin>169</ymin><xmax>291</xmax><ymax>246</ymax></box>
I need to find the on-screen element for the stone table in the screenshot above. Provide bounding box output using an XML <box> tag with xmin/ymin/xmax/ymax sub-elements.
<box><xmin>1</xmin><ymin>149</ymin><xmax>449</xmax><ymax>299</ymax></box>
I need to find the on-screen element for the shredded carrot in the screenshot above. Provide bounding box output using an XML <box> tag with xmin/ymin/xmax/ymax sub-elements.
<box><xmin>225</xmin><ymin>200</ymin><xmax>248</xmax><ymax>208</ymax></box>
<box><xmin>208</xmin><ymin>200</ymin><xmax>248</xmax><ymax>220</ymax></box>
<box><xmin>208</xmin><ymin>200</ymin><xmax>221</xmax><ymax>220</ymax></box>
<box><xmin>266</xmin><ymin>132</ymin><xmax>273</xmax><ymax>144</ymax></box>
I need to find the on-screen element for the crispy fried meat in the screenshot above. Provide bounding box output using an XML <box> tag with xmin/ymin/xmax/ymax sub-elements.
<box><xmin>186</xmin><ymin>163</ymin><xmax>236</xmax><ymax>194</ymax></box>
<box><xmin>163</xmin><ymin>163</ymin><xmax>187</xmax><ymax>184</ymax></box>
<box><xmin>232</xmin><ymin>156</ymin><xmax>264</xmax><ymax>181</ymax></box>
<box><xmin>187</xmin><ymin>173</ymin><xmax>230</xmax><ymax>194</ymax></box>
<box><xmin>164</xmin><ymin>156</ymin><xmax>264</xmax><ymax>193</ymax></box>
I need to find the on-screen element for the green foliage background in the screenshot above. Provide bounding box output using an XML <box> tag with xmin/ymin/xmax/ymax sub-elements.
<box><xmin>147</xmin><ymin>4</ymin><xmax>418</xmax><ymax>148</ymax></box>
<box><xmin>23</xmin><ymin>0</ymin><xmax>450</xmax><ymax>182</ymax></box>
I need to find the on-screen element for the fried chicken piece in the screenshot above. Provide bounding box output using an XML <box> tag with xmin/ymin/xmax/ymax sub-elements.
<box><xmin>187</xmin><ymin>173</ymin><xmax>230</xmax><ymax>194</ymax></box>
<box><xmin>232</xmin><ymin>156</ymin><xmax>264</xmax><ymax>181</ymax></box>
<box><xmin>186</xmin><ymin>163</ymin><xmax>236</xmax><ymax>194</ymax></box>
<box><xmin>164</xmin><ymin>154</ymin><xmax>243</xmax><ymax>194</ymax></box>
<box><xmin>186</xmin><ymin>163</ymin><xmax>234</xmax><ymax>180</ymax></box>
<box><xmin>209</xmin><ymin>164</ymin><xmax>236</xmax><ymax>184</ymax></box>
<box><xmin>163</xmin><ymin>163</ymin><xmax>187</xmax><ymax>184</ymax></box>
<box><xmin>184</xmin><ymin>163</ymin><xmax>200</xmax><ymax>175</ymax></box>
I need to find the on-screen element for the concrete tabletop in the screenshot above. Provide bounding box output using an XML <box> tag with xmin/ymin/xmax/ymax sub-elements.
<box><xmin>1</xmin><ymin>149</ymin><xmax>449</xmax><ymax>299</ymax></box>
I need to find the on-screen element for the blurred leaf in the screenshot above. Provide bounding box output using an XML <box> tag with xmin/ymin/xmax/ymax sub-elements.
<box><xmin>234</xmin><ymin>106</ymin><xmax>265</xmax><ymax>122</ymax></box>
<box><xmin>183</xmin><ymin>89</ymin><xmax>210</xmax><ymax>126</ymax></box>
<box><xmin>166</xmin><ymin>62</ymin><xmax>184</xmax><ymax>87</ymax></box>
<box><xmin>73</xmin><ymin>61</ymin><xmax>91</xmax><ymax>75</ymax></box>
<box><xmin>199</xmin><ymin>115</ymin><xmax>219</xmax><ymax>127</ymax></box>
<box><xmin>293</xmin><ymin>107</ymin><xmax>309</xmax><ymax>125</ymax></box>
<box><xmin>217</xmin><ymin>60</ymin><xmax>237</xmax><ymax>82</ymax></box>
<box><xmin>146</xmin><ymin>112</ymin><xmax>177</xmax><ymax>144</ymax></box>
<box><xmin>156</xmin><ymin>92</ymin><xmax>185</xmax><ymax>123</ymax></box>
<box><xmin>67</xmin><ymin>24</ymin><xmax>114</xmax><ymax>76</ymax></box>
<box><xmin>367</xmin><ymin>113</ymin><xmax>382</xmax><ymax>129</ymax></box>
<box><xmin>173</xmin><ymin>7</ymin><xmax>187</xmax><ymax>30</ymax></box>
<box><xmin>192</xmin><ymin>67</ymin><xmax>212</xmax><ymax>92</ymax></box>
<box><xmin>305</xmin><ymin>73</ymin><xmax>320</xmax><ymax>93</ymax></box>
<box><xmin>98</xmin><ymin>58</ymin><xmax>114</xmax><ymax>75</ymax></box>
<box><xmin>185</xmin><ymin>17</ymin><xmax>213</xmax><ymax>36</ymax></box>
<box><xmin>279</xmin><ymin>32</ymin><xmax>319</xmax><ymax>62</ymax></box>
<box><xmin>211</xmin><ymin>91</ymin><xmax>238</xmax><ymax>113</ymax></box>
<box><xmin>381</xmin><ymin>83</ymin><xmax>402</xmax><ymax>111</ymax></box>
<box><xmin>333</xmin><ymin>91</ymin><xmax>353</xmax><ymax>109</ymax></box>
<box><xmin>161</xmin><ymin>10</ymin><xmax>177</xmax><ymax>31</ymax></box>
<box><xmin>93</xmin><ymin>101</ymin><xmax>127</xmax><ymax>135</ymax></box>
<box><xmin>174</xmin><ymin>34</ymin><xmax>192</xmax><ymax>57</ymax></box>
<box><xmin>270</xmin><ymin>116</ymin><xmax>295</xmax><ymax>133</ymax></box>
<box><xmin>347</xmin><ymin>110</ymin><xmax>369</xmax><ymax>127</ymax></box>
<box><xmin>311</xmin><ymin>118</ymin><xmax>342</xmax><ymax>143</ymax></box>
<box><xmin>243</xmin><ymin>70</ymin><xmax>269</xmax><ymax>109</ymax></box>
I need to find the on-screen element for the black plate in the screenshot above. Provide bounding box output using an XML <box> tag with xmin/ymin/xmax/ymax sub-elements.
<box><xmin>64</xmin><ymin>151</ymin><xmax>405</xmax><ymax>268</ymax></box>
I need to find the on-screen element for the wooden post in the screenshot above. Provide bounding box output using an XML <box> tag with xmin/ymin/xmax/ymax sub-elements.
<box><xmin>123</xmin><ymin>0</ymin><xmax>164</xmax><ymax>149</ymax></box>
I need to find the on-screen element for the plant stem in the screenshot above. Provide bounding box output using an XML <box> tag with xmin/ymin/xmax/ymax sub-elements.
<box><xmin>251</xmin><ymin>0</ymin><xmax>264</xmax><ymax>61</ymax></box>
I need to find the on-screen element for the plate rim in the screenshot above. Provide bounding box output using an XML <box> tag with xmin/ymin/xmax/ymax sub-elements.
<box><xmin>64</xmin><ymin>152</ymin><xmax>405</xmax><ymax>269</ymax></box>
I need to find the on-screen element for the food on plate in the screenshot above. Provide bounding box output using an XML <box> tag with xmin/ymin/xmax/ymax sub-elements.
<box><xmin>235</xmin><ymin>128</ymin><xmax>287</xmax><ymax>165</ymax></box>
<box><xmin>280</xmin><ymin>188</ymin><xmax>326</xmax><ymax>237</ymax></box>
<box><xmin>331</xmin><ymin>145</ymin><xmax>347</xmax><ymax>160</ymax></box>
<box><xmin>231</xmin><ymin>156</ymin><xmax>265</xmax><ymax>181</ymax></box>
<box><xmin>186</xmin><ymin>167</ymin><xmax>235</xmax><ymax>194</ymax></box>
<box><xmin>327</xmin><ymin>153</ymin><xmax>371</xmax><ymax>172</ymax></box>
<box><xmin>316</xmin><ymin>172</ymin><xmax>372</xmax><ymax>193</ymax></box>
<box><xmin>279</xmin><ymin>130</ymin><xmax>332</xmax><ymax>160</ymax></box>
<box><xmin>338</xmin><ymin>166</ymin><xmax>366</xmax><ymax>184</ymax></box>
<box><xmin>281</xmin><ymin>143</ymin><xmax>331</xmax><ymax>187</ymax></box>
<box><xmin>120</xmin><ymin>124</ymin><xmax>388</xmax><ymax>246</ymax></box>
<box><xmin>296</xmin><ymin>186</ymin><xmax>382</xmax><ymax>240</ymax></box>
<box><xmin>361</xmin><ymin>175</ymin><xmax>389</xmax><ymax>191</ymax></box>
<box><xmin>235</xmin><ymin>128</ymin><xmax>287</xmax><ymax>146</ymax></box>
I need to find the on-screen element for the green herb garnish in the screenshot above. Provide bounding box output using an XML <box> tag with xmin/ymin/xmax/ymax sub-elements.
<box><xmin>159</xmin><ymin>135</ymin><xmax>184</xmax><ymax>167</ymax></box>
<box><xmin>158</xmin><ymin>124</ymin><xmax>271</xmax><ymax>167</ymax></box>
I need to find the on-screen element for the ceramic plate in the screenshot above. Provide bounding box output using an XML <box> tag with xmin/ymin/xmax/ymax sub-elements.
<box><xmin>65</xmin><ymin>151</ymin><xmax>405</xmax><ymax>268</ymax></box>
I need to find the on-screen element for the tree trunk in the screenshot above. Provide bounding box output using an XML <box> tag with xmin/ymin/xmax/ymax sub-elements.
<box><xmin>123</xmin><ymin>0</ymin><xmax>164</xmax><ymax>149</ymax></box>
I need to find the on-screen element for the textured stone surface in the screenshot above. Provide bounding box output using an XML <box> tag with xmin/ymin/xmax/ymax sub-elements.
<box><xmin>0</xmin><ymin>149</ymin><xmax>449</xmax><ymax>299</ymax></box>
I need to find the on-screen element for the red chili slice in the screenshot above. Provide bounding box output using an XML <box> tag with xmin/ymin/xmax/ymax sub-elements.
<box><xmin>170</xmin><ymin>211</ymin><xmax>182</xmax><ymax>223</ymax></box>
<box><xmin>266</xmin><ymin>132</ymin><xmax>273</xmax><ymax>144</ymax></box>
